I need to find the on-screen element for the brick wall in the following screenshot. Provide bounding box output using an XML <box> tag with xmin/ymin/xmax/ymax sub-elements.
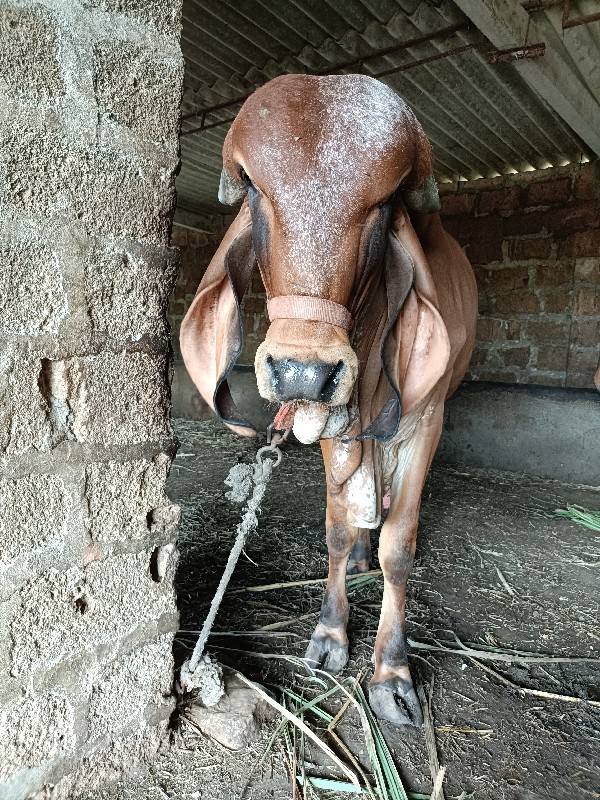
<box><xmin>440</xmin><ymin>161</ymin><xmax>600</xmax><ymax>388</ymax></box>
<box><xmin>0</xmin><ymin>2</ymin><xmax>183</xmax><ymax>796</ymax></box>
<box><xmin>170</xmin><ymin>161</ymin><xmax>599</xmax><ymax>391</ymax></box>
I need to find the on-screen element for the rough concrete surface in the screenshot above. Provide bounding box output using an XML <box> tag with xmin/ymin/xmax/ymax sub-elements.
<box><xmin>0</xmin><ymin>0</ymin><xmax>183</xmax><ymax>795</ymax></box>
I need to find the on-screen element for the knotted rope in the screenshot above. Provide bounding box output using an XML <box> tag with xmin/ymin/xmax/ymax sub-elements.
<box><xmin>180</xmin><ymin>435</ymin><xmax>286</xmax><ymax>698</ymax></box>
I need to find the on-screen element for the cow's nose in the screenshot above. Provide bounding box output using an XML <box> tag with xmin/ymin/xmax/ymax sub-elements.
<box><xmin>267</xmin><ymin>358</ymin><xmax>345</xmax><ymax>403</ymax></box>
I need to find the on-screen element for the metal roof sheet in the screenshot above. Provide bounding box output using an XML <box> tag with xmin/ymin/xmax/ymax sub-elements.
<box><xmin>177</xmin><ymin>0</ymin><xmax>596</xmax><ymax>217</ymax></box>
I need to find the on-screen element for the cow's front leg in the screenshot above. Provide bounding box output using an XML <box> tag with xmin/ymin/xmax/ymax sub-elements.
<box><xmin>305</xmin><ymin>440</ymin><xmax>359</xmax><ymax>674</ymax></box>
<box><xmin>369</xmin><ymin>407</ymin><xmax>443</xmax><ymax>727</ymax></box>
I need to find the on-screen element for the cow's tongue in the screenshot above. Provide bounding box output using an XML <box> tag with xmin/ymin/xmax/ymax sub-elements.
<box><xmin>292</xmin><ymin>403</ymin><xmax>330</xmax><ymax>444</ymax></box>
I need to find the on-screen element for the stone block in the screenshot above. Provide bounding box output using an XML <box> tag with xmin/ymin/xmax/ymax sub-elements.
<box><xmin>0</xmin><ymin>4</ymin><xmax>64</xmax><ymax>100</ymax></box>
<box><xmin>0</xmin><ymin>239</ymin><xmax>66</xmax><ymax>335</ymax></box>
<box><xmin>0</xmin><ymin>474</ymin><xmax>71</xmax><ymax>576</ymax></box>
<box><xmin>574</xmin><ymin>257</ymin><xmax>600</xmax><ymax>283</ymax></box>
<box><xmin>531</xmin><ymin>263</ymin><xmax>573</xmax><ymax>287</ymax></box>
<box><xmin>1</xmin><ymin>128</ymin><xmax>175</xmax><ymax>245</ymax></box>
<box><xmin>93</xmin><ymin>40</ymin><xmax>183</xmax><ymax>148</ymax></box>
<box><xmin>39</xmin><ymin>353</ymin><xmax>170</xmax><ymax>446</ymax></box>
<box><xmin>0</xmin><ymin>349</ymin><xmax>49</xmax><ymax>455</ymax></box>
<box><xmin>440</xmin><ymin>192</ymin><xmax>476</xmax><ymax>216</ymax></box>
<box><xmin>0</xmin><ymin>693</ymin><xmax>75</xmax><ymax>784</ymax></box>
<box><xmin>85</xmin><ymin>455</ymin><xmax>178</xmax><ymax>543</ymax></box>
<box><xmin>88</xmin><ymin>635</ymin><xmax>174</xmax><ymax>741</ymax></box>
<box><xmin>542</xmin><ymin>290</ymin><xmax>572</xmax><ymax>314</ymax></box>
<box><xmin>85</xmin><ymin>240</ymin><xmax>177</xmax><ymax>341</ymax></box>
<box><xmin>10</xmin><ymin>549</ymin><xmax>178</xmax><ymax>677</ymax></box>
<box><xmin>83</xmin><ymin>0</ymin><xmax>182</xmax><ymax>36</ymax></box>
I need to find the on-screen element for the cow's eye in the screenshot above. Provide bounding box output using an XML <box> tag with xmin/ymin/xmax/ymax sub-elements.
<box><xmin>241</xmin><ymin>169</ymin><xmax>254</xmax><ymax>190</ymax></box>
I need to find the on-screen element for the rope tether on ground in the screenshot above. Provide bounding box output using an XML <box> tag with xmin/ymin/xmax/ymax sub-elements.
<box><xmin>179</xmin><ymin>427</ymin><xmax>289</xmax><ymax>701</ymax></box>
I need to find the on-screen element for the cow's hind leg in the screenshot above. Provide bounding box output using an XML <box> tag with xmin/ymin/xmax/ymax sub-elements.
<box><xmin>347</xmin><ymin>528</ymin><xmax>371</xmax><ymax>574</ymax></box>
<box><xmin>369</xmin><ymin>404</ymin><xmax>444</xmax><ymax>727</ymax></box>
<box><xmin>305</xmin><ymin>440</ymin><xmax>358</xmax><ymax>674</ymax></box>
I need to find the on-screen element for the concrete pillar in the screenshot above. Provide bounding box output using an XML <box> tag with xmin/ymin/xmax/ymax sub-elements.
<box><xmin>0</xmin><ymin>1</ymin><xmax>183</xmax><ymax>796</ymax></box>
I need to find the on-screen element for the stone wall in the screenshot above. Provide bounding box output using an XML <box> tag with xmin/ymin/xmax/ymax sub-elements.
<box><xmin>0</xmin><ymin>1</ymin><xmax>183</xmax><ymax>797</ymax></box>
<box><xmin>170</xmin><ymin>161</ymin><xmax>600</xmax><ymax>392</ymax></box>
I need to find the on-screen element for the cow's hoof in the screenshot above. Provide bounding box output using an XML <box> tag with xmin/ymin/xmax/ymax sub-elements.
<box><xmin>346</xmin><ymin>560</ymin><xmax>370</xmax><ymax>575</ymax></box>
<box><xmin>304</xmin><ymin>635</ymin><xmax>349</xmax><ymax>675</ymax></box>
<box><xmin>368</xmin><ymin>679</ymin><xmax>423</xmax><ymax>727</ymax></box>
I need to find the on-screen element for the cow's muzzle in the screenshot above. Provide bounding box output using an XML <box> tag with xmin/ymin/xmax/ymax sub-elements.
<box><xmin>267</xmin><ymin>357</ymin><xmax>345</xmax><ymax>403</ymax></box>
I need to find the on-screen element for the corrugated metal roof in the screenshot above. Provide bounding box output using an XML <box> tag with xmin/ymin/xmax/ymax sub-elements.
<box><xmin>177</xmin><ymin>0</ymin><xmax>596</xmax><ymax>216</ymax></box>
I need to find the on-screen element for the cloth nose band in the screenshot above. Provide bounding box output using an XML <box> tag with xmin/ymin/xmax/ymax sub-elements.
<box><xmin>267</xmin><ymin>295</ymin><xmax>353</xmax><ymax>331</ymax></box>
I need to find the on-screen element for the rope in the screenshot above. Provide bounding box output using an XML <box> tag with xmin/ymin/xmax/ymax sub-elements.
<box><xmin>179</xmin><ymin>440</ymin><xmax>284</xmax><ymax>696</ymax></box>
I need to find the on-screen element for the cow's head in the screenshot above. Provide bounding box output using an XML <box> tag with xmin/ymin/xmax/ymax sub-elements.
<box><xmin>181</xmin><ymin>74</ymin><xmax>444</xmax><ymax>442</ymax></box>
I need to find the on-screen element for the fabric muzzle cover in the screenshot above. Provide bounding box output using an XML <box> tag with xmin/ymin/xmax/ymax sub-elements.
<box><xmin>267</xmin><ymin>295</ymin><xmax>353</xmax><ymax>331</ymax></box>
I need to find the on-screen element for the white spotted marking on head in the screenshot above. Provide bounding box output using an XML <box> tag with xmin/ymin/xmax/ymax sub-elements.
<box><xmin>250</xmin><ymin>76</ymin><xmax>415</xmax><ymax>294</ymax></box>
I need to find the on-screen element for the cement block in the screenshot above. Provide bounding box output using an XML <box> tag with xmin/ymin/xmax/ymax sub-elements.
<box><xmin>88</xmin><ymin>635</ymin><xmax>174</xmax><ymax>741</ymax></box>
<box><xmin>0</xmin><ymin>239</ymin><xmax>66</xmax><ymax>335</ymax></box>
<box><xmin>0</xmin><ymin>474</ymin><xmax>71</xmax><ymax>576</ymax></box>
<box><xmin>0</xmin><ymin>127</ymin><xmax>175</xmax><ymax>245</ymax></box>
<box><xmin>39</xmin><ymin>352</ymin><xmax>170</xmax><ymax>446</ymax></box>
<box><xmin>85</xmin><ymin>454</ymin><xmax>178</xmax><ymax>543</ymax></box>
<box><xmin>83</xmin><ymin>0</ymin><xmax>181</xmax><ymax>36</ymax></box>
<box><xmin>93</xmin><ymin>40</ymin><xmax>183</xmax><ymax>147</ymax></box>
<box><xmin>0</xmin><ymin>4</ymin><xmax>64</xmax><ymax>100</ymax></box>
<box><xmin>0</xmin><ymin>349</ymin><xmax>49</xmax><ymax>455</ymax></box>
<box><xmin>85</xmin><ymin>240</ymin><xmax>177</xmax><ymax>342</ymax></box>
<box><xmin>0</xmin><ymin>693</ymin><xmax>75</xmax><ymax>784</ymax></box>
<box><xmin>10</xmin><ymin>550</ymin><xmax>178</xmax><ymax>677</ymax></box>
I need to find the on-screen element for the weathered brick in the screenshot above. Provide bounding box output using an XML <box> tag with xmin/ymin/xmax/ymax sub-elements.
<box><xmin>440</xmin><ymin>193</ymin><xmax>476</xmax><ymax>216</ymax></box>
<box><xmin>574</xmin><ymin>163</ymin><xmax>599</xmax><ymax>201</ymax></box>
<box><xmin>466</xmin><ymin>237</ymin><xmax>503</xmax><ymax>265</ymax></box>
<box><xmin>479</xmin><ymin>265</ymin><xmax>530</xmax><ymax>291</ymax></box>
<box><xmin>527</xmin><ymin>320</ymin><xmax>569</xmax><ymax>343</ymax></box>
<box><xmin>479</xmin><ymin>186</ymin><xmax>521</xmax><ymax>214</ymax></box>
<box><xmin>574</xmin><ymin>257</ymin><xmax>600</xmax><ymax>283</ymax></box>
<box><xmin>88</xmin><ymin>636</ymin><xmax>174</xmax><ymax>741</ymax></box>
<box><xmin>0</xmin><ymin>4</ymin><xmax>64</xmax><ymax>100</ymax></box>
<box><xmin>527</xmin><ymin>373</ymin><xmax>564</xmax><ymax>387</ymax></box>
<box><xmin>0</xmin><ymin>240</ymin><xmax>66</xmax><ymax>335</ymax></box>
<box><xmin>526</xmin><ymin>178</ymin><xmax>571</xmax><ymax>207</ymax></box>
<box><xmin>10</xmin><ymin>550</ymin><xmax>178</xmax><ymax>677</ymax></box>
<box><xmin>0</xmin><ymin>350</ymin><xmax>49</xmax><ymax>455</ymax></box>
<box><xmin>531</xmin><ymin>263</ymin><xmax>573</xmax><ymax>287</ymax></box>
<box><xmin>507</xmin><ymin>237</ymin><xmax>552</xmax><ymax>261</ymax></box>
<box><xmin>85</xmin><ymin>455</ymin><xmax>178</xmax><ymax>543</ymax></box>
<box><xmin>543</xmin><ymin>290</ymin><xmax>572</xmax><ymax>314</ymax></box>
<box><xmin>1</xmin><ymin>128</ymin><xmax>176</xmax><ymax>245</ymax></box>
<box><xmin>567</xmin><ymin>347</ymin><xmax>599</xmax><ymax>374</ymax></box>
<box><xmin>93</xmin><ymin>41</ymin><xmax>183</xmax><ymax>148</ymax></box>
<box><xmin>85</xmin><ymin>241</ymin><xmax>177</xmax><ymax>341</ymax></box>
<box><xmin>535</xmin><ymin>344</ymin><xmax>569</xmax><ymax>371</ymax></box>
<box><xmin>0</xmin><ymin>474</ymin><xmax>72</xmax><ymax>576</ymax></box>
<box><xmin>573</xmin><ymin>288</ymin><xmax>600</xmax><ymax>316</ymax></box>
<box><xmin>570</xmin><ymin>319</ymin><xmax>600</xmax><ymax>348</ymax></box>
<box><xmin>497</xmin><ymin>346</ymin><xmax>530</xmax><ymax>368</ymax></box>
<box><xmin>493</xmin><ymin>291</ymin><xmax>541</xmax><ymax>314</ymax></box>
<box><xmin>0</xmin><ymin>694</ymin><xmax>74</xmax><ymax>783</ymax></box>
<box><xmin>558</xmin><ymin>229</ymin><xmax>600</xmax><ymax>258</ymax></box>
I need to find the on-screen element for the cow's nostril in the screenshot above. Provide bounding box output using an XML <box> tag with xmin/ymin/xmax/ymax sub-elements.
<box><xmin>267</xmin><ymin>358</ymin><xmax>345</xmax><ymax>402</ymax></box>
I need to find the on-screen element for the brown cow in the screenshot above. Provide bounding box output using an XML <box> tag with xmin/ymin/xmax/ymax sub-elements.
<box><xmin>181</xmin><ymin>74</ymin><xmax>477</xmax><ymax>726</ymax></box>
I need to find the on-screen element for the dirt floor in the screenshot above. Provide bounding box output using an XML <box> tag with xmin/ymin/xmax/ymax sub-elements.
<box><xmin>86</xmin><ymin>418</ymin><xmax>600</xmax><ymax>800</ymax></box>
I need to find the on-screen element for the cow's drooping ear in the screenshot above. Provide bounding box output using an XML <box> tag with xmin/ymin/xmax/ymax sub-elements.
<box><xmin>180</xmin><ymin>203</ymin><xmax>257</xmax><ymax>436</ymax></box>
<box><xmin>358</xmin><ymin>206</ymin><xmax>450</xmax><ymax>441</ymax></box>
<box><xmin>218</xmin><ymin>167</ymin><xmax>247</xmax><ymax>205</ymax></box>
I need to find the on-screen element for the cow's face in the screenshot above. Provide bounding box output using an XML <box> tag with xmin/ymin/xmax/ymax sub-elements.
<box><xmin>219</xmin><ymin>75</ymin><xmax>438</xmax><ymax>440</ymax></box>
